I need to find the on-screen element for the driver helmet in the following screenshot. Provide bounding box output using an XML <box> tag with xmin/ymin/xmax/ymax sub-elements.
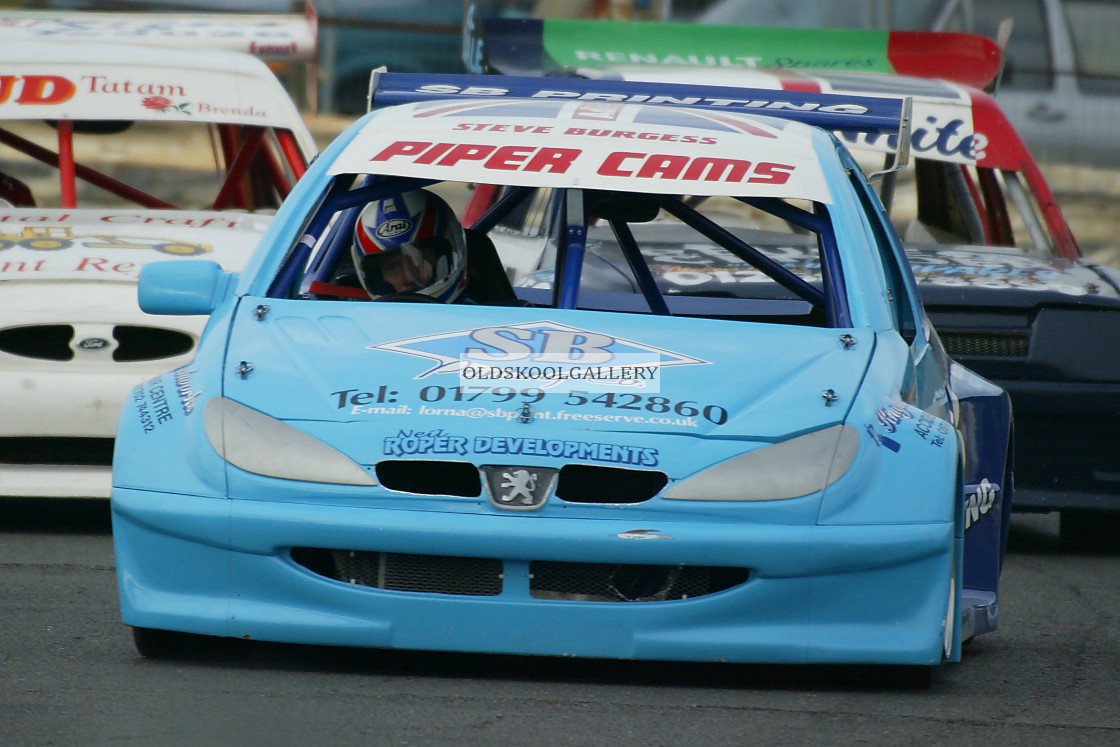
<box><xmin>351</xmin><ymin>189</ymin><xmax>468</xmax><ymax>301</ymax></box>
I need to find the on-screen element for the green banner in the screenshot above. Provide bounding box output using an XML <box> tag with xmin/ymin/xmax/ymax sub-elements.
<box><xmin>541</xmin><ymin>20</ymin><xmax>896</xmax><ymax>73</ymax></box>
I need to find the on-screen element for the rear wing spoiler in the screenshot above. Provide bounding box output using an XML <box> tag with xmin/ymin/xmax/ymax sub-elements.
<box><xmin>370</xmin><ymin>70</ymin><xmax>908</xmax><ymax>133</ymax></box>
<box><xmin>464</xmin><ymin>15</ymin><xmax>1001</xmax><ymax>91</ymax></box>
<box><xmin>0</xmin><ymin>4</ymin><xmax>318</xmax><ymax>64</ymax></box>
<box><xmin>369</xmin><ymin>71</ymin><xmax>912</xmax><ymax>174</ymax></box>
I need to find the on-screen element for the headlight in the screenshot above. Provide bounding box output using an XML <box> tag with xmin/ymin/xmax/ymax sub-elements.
<box><xmin>663</xmin><ymin>424</ymin><xmax>859</xmax><ymax>501</ymax></box>
<box><xmin>204</xmin><ymin>397</ymin><xmax>377</xmax><ymax>485</ymax></box>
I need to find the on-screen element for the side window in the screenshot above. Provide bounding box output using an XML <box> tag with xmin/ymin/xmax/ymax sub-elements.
<box><xmin>942</xmin><ymin>0</ymin><xmax>1053</xmax><ymax>91</ymax></box>
<box><xmin>1065</xmin><ymin>0</ymin><xmax>1120</xmax><ymax>94</ymax></box>
<box><xmin>847</xmin><ymin>163</ymin><xmax>920</xmax><ymax>342</ymax></box>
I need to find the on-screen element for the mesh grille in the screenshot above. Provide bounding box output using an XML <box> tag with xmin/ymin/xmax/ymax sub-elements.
<box><xmin>375</xmin><ymin>460</ymin><xmax>482</xmax><ymax>497</ymax></box>
<box><xmin>291</xmin><ymin>549</ymin><xmax>750</xmax><ymax>603</ymax></box>
<box><xmin>939</xmin><ymin>331</ymin><xmax>1029</xmax><ymax>358</ymax></box>
<box><xmin>0</xmin><ymin>325</ymin><xmax>74</xmax><ymax>360</ymax></box>
<box><xmin>112</xmin><ymin>325</ymin><xmax>194</xmax><ymax>362</ymax></box>
<box><xmin>0</xmin><ymin>437</ymin><xmax>114</xmax><ymax>466</ymax></box>
<box><xmin>530</xmin><ymin>561</ymin><xmax>748</xmax><ymax>602</ymax></box>
<box><xmin>0</xmin><ymin>324</ymin><xmax>193</xmax><ymax>362</ymax></box>
<box><xmin>328</xmin><ymin>550</ymin><xmax>503</xmax><ymax>596</ymax></box>
<box><xmin>556</xmin><ymin>464</ymin><xmax>668</xmax><ymax>504</ymax></box>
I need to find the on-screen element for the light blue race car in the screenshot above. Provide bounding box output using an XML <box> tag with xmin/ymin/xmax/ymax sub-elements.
<box><xmin>111</xmin><ymin>73</ymin><xmax>1013</xmax><ymax>683</ymax></box>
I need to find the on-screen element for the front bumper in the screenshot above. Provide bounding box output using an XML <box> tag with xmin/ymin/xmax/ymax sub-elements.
<box><xmin>113</xmin><ymin>487</ymin><xmax>959</xmax><ymax>666</ymax></box>
<box><xmin>0</xmin><ymin>369</ymin><xmax>154</xmax><ymax>498</ymax></box>
<box><xmin>1000</xmin><ymin>380</ymin><xmax>1120</xmax><ymax>512</ymax></box>
<box><xmin>0</xmin><ymin>281</ymin><xmax>202</xmax><ymax>497</ymax></box>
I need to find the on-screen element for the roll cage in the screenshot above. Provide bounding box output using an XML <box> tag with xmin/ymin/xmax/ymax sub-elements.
<box><xmin>0</xmin><ymin>120</ymin><xmax>307</xmax><ymax>210</ymax></box>
<box><xmin>267</xmin><ymin>174</ymin><xmax>859</xmax><ymax>328</ymax></box>
<box><xmin>263</xmin><ymin>73</ymin><xmax>916</xmax><ymax>328</ymax></box>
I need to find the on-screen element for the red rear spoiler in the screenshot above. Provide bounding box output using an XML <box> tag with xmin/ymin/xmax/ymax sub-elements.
<box><xmin>465</xmin><ymin>17</ymin><xmax>1002</xmax><ymax>91</ymax></box>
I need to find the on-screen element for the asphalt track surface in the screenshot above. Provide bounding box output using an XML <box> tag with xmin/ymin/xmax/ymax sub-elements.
<box><xmin>2</xmin><ymin>498</ymin><xmax>1118</xmax><ymax>746</ymax></box>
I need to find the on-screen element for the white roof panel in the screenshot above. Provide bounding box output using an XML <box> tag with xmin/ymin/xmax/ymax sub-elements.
<box><xmin>330</xmin><ymin>99</ymin><xmax>835</xmax><ymax>202</ymax></box>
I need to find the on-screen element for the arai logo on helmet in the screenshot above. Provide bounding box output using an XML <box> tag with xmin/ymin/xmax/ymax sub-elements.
<box><xmin>376</xmin><ymin>218</ymin><xmax>412</xmax><ymax>239</ymax></box>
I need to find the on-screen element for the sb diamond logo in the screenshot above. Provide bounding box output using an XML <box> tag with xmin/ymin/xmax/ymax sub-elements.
<box><xmin>371</xmin><ymin>319</ymin><xmax>707</xmax><ymax>378</ymax></box>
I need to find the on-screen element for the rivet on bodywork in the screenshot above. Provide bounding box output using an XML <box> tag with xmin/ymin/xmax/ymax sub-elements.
<box><xmin>253</xmin><ymin>305</ymin><xmax>270</xmax><ymax>321</ymax></box>
<box><xmin>237</xmin><ymin>361</ymin><xmax>254</xmax><ymax>380</ymax></box>
<box><xmin>839</xmin><ymin>334</ymin><xmax>857</xmax><ymax>349</ymax></box>
<box><xmin>519</xmin><ymin>402</ymin><xmax>534</xmax><ymax>423</ymax></box>
<box><xmin>821</xmin><ymin>389</ymin><xmax>839</xmax><ymax>406</ymax></box>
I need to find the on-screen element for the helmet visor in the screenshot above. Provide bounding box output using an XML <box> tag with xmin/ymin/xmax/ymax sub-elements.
<box><xmin>359</xmin><ymin>236</ymin><xmax>452</xmax><ymax>297</ymax></box>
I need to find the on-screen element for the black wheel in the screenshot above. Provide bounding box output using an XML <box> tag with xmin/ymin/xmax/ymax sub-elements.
<box><xmin>894</xmin><ymin>665</ymin><xmax>937</xmax><ymax>690</ymax></box>
<box><xmin>132</xmin><ymin>626</ymin><xmax>202</xmax><ymax>659</ymax></box>
<box><xmin>372</xmin><ymin>291</ymin><xmax>441</xmax><ymax>303</ymax></box>
<box><xmin>1060</xmin><ymin>510</ymin><xmax>1120</xmax><ymax>553</ymax></box>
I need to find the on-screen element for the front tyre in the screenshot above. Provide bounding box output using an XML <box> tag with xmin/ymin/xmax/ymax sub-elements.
<box><xmin>132</xmin><ymin>627</ymin><xmax>202</xmax><ymax>659</ymax></box>
<box><xmin>1060</xmin><ymin>510</ymin><xmax>1120</xmax><ymax>553</ymax></box>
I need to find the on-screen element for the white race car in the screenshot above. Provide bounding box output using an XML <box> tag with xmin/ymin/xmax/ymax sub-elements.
<box><xmin>0</xmin><ymin>14</ymin><xmax>318</xmax><ymax>498</ymax></box>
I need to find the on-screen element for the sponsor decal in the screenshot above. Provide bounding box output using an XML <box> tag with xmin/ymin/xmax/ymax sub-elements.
<box><xmin>0</xmin><ymin>226</ymin><xmax>212</xmax><ymax>254</ymax></box>
<box><xmin>864</xmin><ymin>423</ymin><xmax>901</xmax><ymax>452</ymax></box>
<box><xmin>638</xmin><ymin>243</ymin><xmax>825</xmax><ymax>288</ymax></box>
<box><xmin>452</xmin><ymin>121</ymin><xmax>719</xmax><ymax>145</ymax></box>
<box><xmin>249</xmin><ymin>40</ymin><xmax>299</xmax><ymax>57</ymax></box>
<box><xmin>131</xmin><ymin>377</ymin><xmax>175</xmax><ymax>434</ymax></box>
<box><xmin>474</xmin><ymin>435</ymin><xmax>658</xmax><ymax>466</ymax></box>
<box><xmin>0</xmin><ymin>226</ymin><xmax>212</xmax><ymax>276</ymax></box>
<box><xmin>0</xmin><ymin>74</ymin><xmax>197</xmax><ymax>109</ymax></box>
<box><xmin>0</xmin><ymin>74</ymin><xmax>75</xmax><ymax>105</ymax></box>
<box><xmin>461</xmin><ymin>363</ymin><xmax>659</xmax><ymax>382</ymax></box>
<box><xmin>875</xmin><ymin>401</ymin><xmax>914</xmax><ymax>433</ymax></box>
<box><xmin>908</xmin><ymin>251</ymin><xmax>1093</xmax><ymax>295</ymax></box>
<box><xmin>841</xmin><ymin>117</ymin><xmax>981</xmax><ymax>162</ymax></box>
<box><xmin>867</xmin><ymin>400</ymin><xmax>950</xmax><ymax>451</ymax></box>
<box><xmin>376</xmin><ymin>218</ymin><xmax>411</xmax><ymax>239</ymax></box>
<box><xmin>383</xmin><ymin>429</ymin><xmax>468</xmax><ymax>457</ymax></box>
<box><xmin>77</xmin><ymin>337</ymin><xmax>110</xmax><ymax>351</ymax></box>
<box><xmin>0</xmin><ymin>214</ymin><xmax>244</xmax><ymax>229</ymax></box>
<box><xmin>142</xmin><ymin>95</ymin><xmax>191</xmax><ymax>115</ymax></box>
<box><xmin>372</xmin><ymin>320</ymin><xmax>707</xmax><ymax>379</ymax></box>
<box><xmin>574</xmin><ymin>50</ymin><xmax>767</xmax><ymax>68</ymax></box>
<box><xmin>173</xmin><ymin>367</ymin><xmax>201</xmax><ymax>416</ymax></box>
<box><xmin>415</xmin><ymin>83</ymin><xmax>873</xmax><ymax>116</ymax></box>
<box><xmin>371</xmin><ymin>139</ymin><xmax>795</xmax><ymax>184</ymax></box>
<box><xmin>85</xmin><ymin>75</ymin><xmax>186</xmax><ymax>98</ymax></box>
<box><xmin>193</xmin><ymin>102</ymin><xmax>267</xmax><ymax>118</ymax></box>
<box><xmin>916</xmin><ymin>411</ymin><xmax>951</xmax><ymax>448</ymax></box>
<box><xmin>336</xmin><ymin>380</ymin><xmax>725</xmax><ymax>427</ymax></box>
<box><xmin>0</xmin><ymin>73</ymin><xmax>268</xmax><ymax>119</ymax></box>
<box><xmin>0</xmin><ymin>256</ymin><xmax>137</xmax><ymax>275</ymax></box>
<box><xmin>964</xmin><ymin>478</ymin><xmax>1000</xmax><ymax>530</ymax></box>
<box><xmin>381</xmin><ymin>428</ymin><xmax>658</xmax><ymax>467</ymax></box>
<box><xmin>460</xmin><ymin>356</ymin><xmax>661</xmax><ymax>392</ymax></box>
<box><xmin>0</xmin><ymin>15</ymin><xmax>315</xmax><ymax>63</ymax></box>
